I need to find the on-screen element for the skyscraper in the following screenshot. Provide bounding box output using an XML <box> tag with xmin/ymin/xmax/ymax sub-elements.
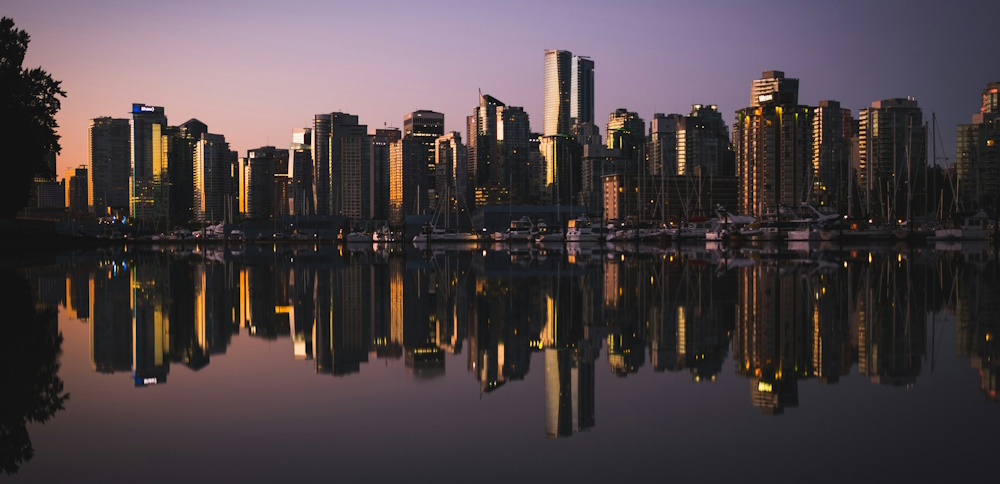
<box><xmin>956</xmin><ymin>81</ymin><xmax>1000</xmax><ymax>211</ymax></box>
<box><xmin>435</xmin><ymin>131</ymin><xmax>467</xmax><ymax>215</ymax></box>
<box><xmin>338</xmin><ymin>122</ymin><xmax>371</xmax><ymax>220</ymax></box>
<box><xmin>289</xmin><ymin>128</ymin><xmax>313</xmax><ymax>215</ymax></box>
<box><xmin>389</xmin><ymin>138</ymin><xmax>426</xmax><ymax>226</ymax></box>
<box><xmin>812</xmin><ymin>100</ymin><xmax>854</xmax><ymax>213</ymax></box>
<box><xmin>648</xmin><ymin>113</ymin><xmax>681</xmax><ymax>176</ymax></box>
<box><xmin>312</xmin><ymin>112</ymin><xmax>367</xmax><ymax>217</ymax></box>
<box><xmin>571</xmin><ymin>56</ymin><xmax>595</xmax><ymax>126</ymax></box>
<box><xmin>497</xmin><ymin>105</ymin><xmax>532</xmax><ymax>204</ymax></box>
<box><xmin>88</xmin><ymin>117</ymin><xmax>131</xmax><ymax>217</ymax></box>
<box><xmin>371</xmin><ymin>128</ymin><xmax>400</xmax><ymax>221</ymax></box>
<box><xmin>606</xmin><ymin>108</ymin><xmax>645</xmax><ymax>170</ymax></box>
<box><xmin>467</xmin><ymin>94</ymin><xmax>504</xmax><ymax>196</ymax></box>
<box><xmin>64</xmin><ymin>166</ymin><xmax>88</xmax><ymax>214</ymax></box>
<box><xmin>543</xmin><ymin>50</ymin><xmax>572</xmax><ymax>137</ymax></box>
<box><xmin>403</xmin><ymin>110</ymin><xmax>444</xmax><ymax>210</ymax></box>
<box><xmin>858</xmin><ymin>98</ymin><xmax>926</xmax><ymax>221</ymax></box>
<box><xmin>733</xmin><ymin>71</ymin><xmax>813</xmax><ymax>216</ymax></box>
<box><xmin>193</xmin><ymin>133</ymin><xmax>235</xmax><ymax>223</ymax></box>
<box><xmin>242</xmin><ymin>146</ymin><xmax>288</xmax><ymax>219</ymax></box>
<box><xmin>677</xmin><ymin>104</ymin><xmax>732</xmax><ymax>177</ymax></box>
<box><xmin>751</xmin><ymin>70</ymin><xmax>799</xmax><ymax>107</ymax></box>
<box><xmin>130</xmin><ymin>103</ymin><xmax>167</xmax><ymax>220</ymax></box>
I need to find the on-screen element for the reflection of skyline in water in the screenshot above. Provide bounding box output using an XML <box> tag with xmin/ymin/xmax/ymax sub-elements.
<box><xmin>23</xmin><ymin>244</ymin><xmax>1000</xmax><ymax>437</ymax></box>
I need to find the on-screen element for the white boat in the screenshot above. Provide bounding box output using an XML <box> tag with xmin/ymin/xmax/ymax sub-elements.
<box><xmin>492</xmin><ymin>216</ymin><xmax>535</xmax><ymax>242</ymax></box>
<box><xmin>371</xmin><ymin>226</ymin><xmax>398</xmax><ymax>243</ymax></box>
<box><xmin>346</xmin><ymin>231</ymin><xmax>373</xmax><ymax>243</ymax></box>
<box><xmin>787</xmin><ymin>223</ymin><xmax>822</xmax><ymax>241</ymax></box>
<box><xmin>933</xmin><ymin>211</ymin><xmax>991</xmax><ymax>241</ymax></box>
<box><xmin>565</xmin><ymin>215</ymin><xmax>602</xmax><ymax>242</ymax></box>
<box><xmin>412</xmin><ymin>223</ymin><xmax>482</xmax><ymax>244</ymax></box>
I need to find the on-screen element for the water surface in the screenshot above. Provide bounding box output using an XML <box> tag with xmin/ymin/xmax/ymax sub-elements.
<box><xmin>3</xmin><ymin>243</ymin><xmax>998</xmax><ymax>482</ymax></box>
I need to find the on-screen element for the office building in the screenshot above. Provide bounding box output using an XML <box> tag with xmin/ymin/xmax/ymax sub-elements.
<box><xmin>389</xmin><ymin>138</ymin><xmax>426</xmax><ymax>226</ymax></box>
<box><xmin>571</xmin><ymin>56</ymin><xmax>595</xmax><ymax>126</ymax></box>
<box><xmin>289</xmin><ymin>128</ymin><xmax>313</xmax><ymax>215</ymax></box>
<box><xmin>64</xmin><ymin>166</ymin><xmax>88</xmax><ymax>214</ymax></box>
<box><xmin>403</xmin><ymin>110</ymin><xmax>444</xmax><ymax>211</ymax></box>
<box><xmin>313</xmin><ymin>112</ymin><xmax>369</xmax><ymax>217</ymax></box>
<box><xmin>241</xmin><ymin>146</ymin><xmax>288</xmax><ymax>219</ymax></box>
<box><xmin>129</xmin><ymin>103</ymin><xmax>167</xmax><ymax>220</ymax></box>
<box><xmin>88</xmin><ymin>117</ymin><xmax>131</xmax><ymax>217</ymax></box>
<box><xmin>371</xmin><ymin>128</ymin><xmax>400</xmax><ymax>221</ymax></box>
<box><xmin>435</xmin><ymin>132</ymin><xmax>467</xmax><ymax>215</ymax></box>
<box><xmin>497</xmin><ymin>105</ymin><xmax>533</xmax><ymax>204</ymax></box>
<box><xmin>467</xmin><ymin>94</ymin><xmax>504</xmax><ymax>202</ymax></box>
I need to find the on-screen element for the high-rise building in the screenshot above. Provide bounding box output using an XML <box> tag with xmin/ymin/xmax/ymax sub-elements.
<box><xmin>606</xmin><ymin>108</ymin><xmax>645</xmax><ymax>170</ymax></box>
<box><xmin>571</xmin><ymin>56</ymin><xmax>595</xmax><ymax>126</ymax></box>
<box><xmin>435</xmin><ymin>132</ymin><xmax>467</xmax><ymax>215</ymax></box>
<box><xmin>88</xmin><ymin>117</ymin><xmax>131</xmax><ymax>217</ymax></box>
<box><xmin>677</xmin><ymin>104</ymin><xmax>733</xmax><ymax>177</ymax></box>
<box><xmin>338</xmin><ymin>123</ymin><xmax>371</xmax><ymax>220</ymax></box>
<box><xmin>538</xmin><ymin>135</ymin><xmax>580</xmax><ymax>206</ymax></box>
<box><xmin>648</xmin><ymin>113</ymin><xmax>682</xmax><ymax>176</ymax></box>
<box><xmin>543</xmin><ymin>50</ymin><xmax>573</xmax><ymax>137</ymax></box>
<box><xmin>956</xmin><ymin>81</ymin><xmax>1000</xmax><ymax>211</ymax></box>
<box><xmin>751</xmin><ymin>70</ymin><xmax>799</xmax><ymax>107</ymax></box>
<box><xmin>389</xmin><ymin>138</ymin><xmax>426</xmax><ymax>226</ymax></box>
<box><xmin>193</xmin><ymin>133</ymin><xmax>235</xmax><ymax>223</ymax></box>
<box><xmin>467</xmin><ymin>94</ymin><xmax>504</xmax><ymax>198</ymax></box>
<box><xmin>129</xmin><ymin>103</ymin><xmax>167</xmax><ymax>220</ymax></box>
<box><xmin>241</xmin><ymin>146</ymin><xmax>288</xmax><ymax>219</ymax></box>
<box><xmin>858</xmin><ymin>98</ymin><xmax>927</xmax><ymax>221</ymax></box>
<box><xmin>371</xmin><ymin>128</ymin><xmax>400</xmax><ymax>221</ymax></box>
<box><xmin>312</xmin><ymin>112</ymin><xmax>368</xmax><ymax>217</ymax></box>
<box><xmin>812</xmin><ymin>100</ymin><xmax>854</xmax><ymax>213</ymax></box>
<box><xmin>289</xmin><ymin>128</ymin><xmax>313</xmax><ymax>215</ymax></box>
<box><xmin>733</xmin><ymin>71</ymin><xmax>813</xmax><ymax>216</ymax></box>
<box><xmin>64</xmin><ymin>166</ymin><xmax>88</xmax><ymax>214</ymax></box>
<box><xmin>403</xmin><ymin>110</ymin><xmax>444</xmax><ymax>210</ymax></box>
<box><xmin>155</xmin><ymin>118</ymin><xmax>204</xmax><ymax>226</ymax></box>
<box><xmin>497</xmin><ymin>105</ymin><xmax>532</xmax><ymax>204</ymax></box>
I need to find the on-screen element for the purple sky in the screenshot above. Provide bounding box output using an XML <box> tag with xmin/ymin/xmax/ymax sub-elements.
<box><xmin>6</xmin><ymin>0</ymin><xmax>997</xmax><ymax>178</ymax></box>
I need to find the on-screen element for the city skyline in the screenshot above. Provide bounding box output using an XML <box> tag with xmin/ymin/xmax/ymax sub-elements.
<box><xmin>5</xmin><ymin>0</ymin><xmax>997</xmax><ymax>179</ymax></box>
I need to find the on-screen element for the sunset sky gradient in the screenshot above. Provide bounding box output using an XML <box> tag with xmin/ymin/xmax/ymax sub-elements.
<box><xmin>5</xmin><ymin>0</ymin><xmax>997</xmax><ymax>178</ymax></box>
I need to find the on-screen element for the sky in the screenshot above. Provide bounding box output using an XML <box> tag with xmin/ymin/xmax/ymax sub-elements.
<box><xmin>5</xmin><ymin>0</ymin><xmax>998</xmax><ymax>178</ymax></box>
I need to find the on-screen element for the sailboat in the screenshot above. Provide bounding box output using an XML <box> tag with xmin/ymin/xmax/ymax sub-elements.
<box><xmin>412</xmin><ymin>178</ymin><xmax>481</xmax><ymax>245</ymax></box>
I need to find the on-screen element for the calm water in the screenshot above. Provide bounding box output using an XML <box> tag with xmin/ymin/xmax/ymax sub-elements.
<box><xmin>2</xmin><ymin>242</ymin><xmax>998</xmax><ymax>482</ymax></box>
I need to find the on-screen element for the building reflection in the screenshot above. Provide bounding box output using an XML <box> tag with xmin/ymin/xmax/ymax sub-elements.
<box><xmin>34</xmin><ymin>243</ymin><xmax>995</xmax><ymax>439</ymax></box>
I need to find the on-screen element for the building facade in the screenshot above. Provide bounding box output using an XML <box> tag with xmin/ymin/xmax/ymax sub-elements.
<box><xmin>88</xmin><ymin>117</ymin><xmax>131</xmax><ymax>217</ymax></box>
<box><xmin>130</xmin><ymin>103</ymin><xmax>167</xmax><ymax>220</ymax></box>
<box><xmin>733</xmin><ymin>72</ymin><xmax>813</xmax><ymax>216</ymax></box>
<box><xmin>858</xmin><ymin>98</ymin><xmax>927</xmax><ymax>221</ymax></box>
<box><xmin>812</xmin><ymin>100</ymin><xmax>854</xmax><ymax>214</ymax></box>
<box><xmin>956</xmin><ymin>82</ymin><xmax>1000</xmax><ymax>212</ymax></box>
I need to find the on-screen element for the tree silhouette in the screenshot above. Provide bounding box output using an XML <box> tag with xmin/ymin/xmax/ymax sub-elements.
<box><xmin>0</xmin><ymin>17</ymin><xmax>66</xmax><ymax>218</ymax></box>
<box><xmin>0</xmin><ymin>268</ymin><xmax>69</xmax><ymax>474</ymax></box>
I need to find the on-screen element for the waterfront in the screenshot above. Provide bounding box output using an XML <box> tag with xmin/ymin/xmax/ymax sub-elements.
<box><xmin>2</xmin><ymin>242</ymin><xmax>998</xmax><ymax>482</ymax></box>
